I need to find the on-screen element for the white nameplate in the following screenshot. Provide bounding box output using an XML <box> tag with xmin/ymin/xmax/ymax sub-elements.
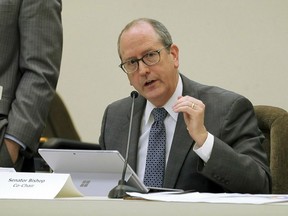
<box><xmin>0</xmin><ymin>167</ymin><xmax>16</xmax><ymax>172</ymax></box>
<box><xmin>0</xmin><ymin>172</ymin><xmax>83</xmax><ymax>199</ymax></box>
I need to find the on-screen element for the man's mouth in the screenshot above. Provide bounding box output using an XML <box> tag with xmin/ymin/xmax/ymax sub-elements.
<box><xmin>144</xmin><ymin>80</ymin><xmax>156</xmax><ymax>86</ymax></box>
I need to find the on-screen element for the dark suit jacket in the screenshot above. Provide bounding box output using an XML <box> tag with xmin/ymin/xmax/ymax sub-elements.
<box><xmin>0</xmin><ymin>0</ymin><xmax>62</xmax><ymax>161</ymax></box>
<box><xmin>99</xmin><ymin>74</ymin><xmax>271</xmax><ymax>194</ymax></box>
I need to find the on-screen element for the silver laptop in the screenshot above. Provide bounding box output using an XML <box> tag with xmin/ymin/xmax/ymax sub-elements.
<box><xmin>38</xmin><ymin>148</ymin><xmax>149</xmax><ymax>196</ymax></box>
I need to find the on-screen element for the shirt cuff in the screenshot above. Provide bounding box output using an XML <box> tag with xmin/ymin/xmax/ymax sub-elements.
<box><xmin>4</xmin><ymin>134</ymin><xmax>27</xmax><ymax>150</ymax></box>
<box><xmin>193</xmin><ymin>132</ymin><xmax>214</xmax><ymax>163</ymax></box>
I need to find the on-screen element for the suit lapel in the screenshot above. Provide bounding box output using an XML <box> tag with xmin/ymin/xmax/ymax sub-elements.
<box><xmin>164</xmin><ymin>74</ymin><xmax>199</xmax><ymax>188</ymax></box>
<box><xmin>164</xmin><ymin>112</ymin><xmax>194</xmax><ymax>188</ymax></box>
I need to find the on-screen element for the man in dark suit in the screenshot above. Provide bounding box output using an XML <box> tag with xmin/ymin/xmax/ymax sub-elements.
<box><xmin>0</xmin><ymin>0</ymin><xmax>63</xmax><ymax>171</ymax></box>
<box><xmin>99</xmin><ymin>18</ymin><xmax>271</xmax><ymax>193</ymax></box>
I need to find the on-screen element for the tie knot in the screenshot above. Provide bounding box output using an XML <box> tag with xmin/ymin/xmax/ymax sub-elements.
<box><xmin>152</xmin><ymin>108</ymin><xmax>167</xmax><ymax>122</ymax></box>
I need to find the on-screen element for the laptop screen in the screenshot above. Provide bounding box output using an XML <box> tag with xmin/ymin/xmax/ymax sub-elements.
<box><xmin>38</xmin><ymin>148</ymin><xmax>149</xmax><ymax>196</ymax></box>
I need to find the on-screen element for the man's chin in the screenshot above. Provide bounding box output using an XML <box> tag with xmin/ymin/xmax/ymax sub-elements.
<box><xmin>144</xmin><ymin>90</ymin><xmax>166</xmax><ymax>106</ymax></box>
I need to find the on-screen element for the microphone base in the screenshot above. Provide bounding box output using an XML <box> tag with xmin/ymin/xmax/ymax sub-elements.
<box><xmin>108</xmin><ymin>180</ymin><xmax>142</xmax><ymax>199</ymax></box>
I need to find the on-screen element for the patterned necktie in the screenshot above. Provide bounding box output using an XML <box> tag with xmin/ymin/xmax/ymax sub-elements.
<box><xmin>143</xmin><ymin>107</ymin><xmax>167</xmax><ymax>188</ymax></box>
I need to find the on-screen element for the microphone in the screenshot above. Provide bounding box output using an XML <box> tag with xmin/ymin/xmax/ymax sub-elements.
<box><xmin>108</xmin><ymin>91</ymin><xmax>140</xmax><ymax>198</ymax></box>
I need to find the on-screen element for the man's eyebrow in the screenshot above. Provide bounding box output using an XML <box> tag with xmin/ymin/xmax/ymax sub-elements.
<box><xmin>123</xmin><ymin>48</ymin><xmax>156</xmax><ymax>62</ymax></box>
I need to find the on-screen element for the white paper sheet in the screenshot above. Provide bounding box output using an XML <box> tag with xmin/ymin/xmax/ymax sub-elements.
<box><xmin>127</xmin><ymin>191</ymin><xmax>288</xmax><ymax>204</ymax></box>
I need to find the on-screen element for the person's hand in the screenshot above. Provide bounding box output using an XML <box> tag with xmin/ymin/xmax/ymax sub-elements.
<box><xmin>4</xmin><ymin>138</ymin><xmax>20</xmax><ymax>164</ymax></box>
<box><xmin>173</xmin><ymin>95</ymin><xmax>208</xmax><ymax>147</ymax></box>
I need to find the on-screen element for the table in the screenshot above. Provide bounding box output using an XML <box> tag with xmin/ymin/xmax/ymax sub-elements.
<box><xmin>1</xmin><ymin>197</ymin><xmax>288</xmax><ymax>216</ymax></box>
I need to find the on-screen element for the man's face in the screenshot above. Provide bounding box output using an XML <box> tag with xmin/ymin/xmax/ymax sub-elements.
<box><xmin>119</xmin><ymin>22</ymin><xmax>179</xmax><ymax>107</ymax></box>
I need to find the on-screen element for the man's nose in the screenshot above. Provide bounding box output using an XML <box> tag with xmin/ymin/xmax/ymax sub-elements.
<box><xmin>138</xmin><ymin>60</ymin><xmax>150</xmax><ymax>75</ymax></box>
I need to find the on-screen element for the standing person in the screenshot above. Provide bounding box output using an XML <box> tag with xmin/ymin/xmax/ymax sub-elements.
<box><xmin>0</xmin><ymin>0</ymin><xmax>63</xmax><ymax>171</ymax></box>
<box><xmin>99</xmin><ymin>18</ymin><xmax>271</xmax><ymax>193</ymax></box>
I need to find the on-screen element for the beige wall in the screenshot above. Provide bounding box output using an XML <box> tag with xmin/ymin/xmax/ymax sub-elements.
<box><xmin>58</xmin><ymin>0</ymin><xmax>288</xmax><ymax>143</ymax></box>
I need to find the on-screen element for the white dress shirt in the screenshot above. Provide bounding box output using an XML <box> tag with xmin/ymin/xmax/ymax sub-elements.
<box><xmin>136</xmin><ymin>75</ymin><xmax>214</xmax><ymax>181</ymax></box>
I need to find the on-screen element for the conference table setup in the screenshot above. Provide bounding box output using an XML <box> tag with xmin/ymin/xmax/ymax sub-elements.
<box><xmin>1</xmin><ymin>136</ymin><xmax>288</xmax><ymax>216</ymax></box>
<box><xmin>1</xmin><ymin>193</ymin><xmax>288</xmax><ymax>216</ymax></box>
<box><xmin>1</xmin><ymin>169</ymin><xmax>288</xmax><ymax>216</ymax></box>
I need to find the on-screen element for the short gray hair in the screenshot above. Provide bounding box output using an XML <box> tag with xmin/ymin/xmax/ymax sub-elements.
<box><xmin>117</xmin><ymin>18</ymin><xmax>173</xmax><ymax>58</ymax></box>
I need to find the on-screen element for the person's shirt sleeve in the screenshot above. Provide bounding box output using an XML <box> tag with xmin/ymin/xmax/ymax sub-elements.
<box><xmin>4</xmin><ymin>134</ymin><xmax>26</xmax><ymax>150</ymax></box>
<box><xmin>193</xmin><ymin>132</ymin><xmax>214</xmax><ymax>163</ymax></box>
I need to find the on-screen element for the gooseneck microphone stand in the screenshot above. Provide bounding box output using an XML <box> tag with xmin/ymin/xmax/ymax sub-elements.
<box><xmin>108</xmin><ymin>91</ymin><xmax>142</xmax><ymax>198</ymax></box>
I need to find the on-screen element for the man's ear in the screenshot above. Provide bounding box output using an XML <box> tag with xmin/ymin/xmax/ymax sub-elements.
<box><xmin>170</xmin><ymin>44</ymin><xmax>179</xmax><ymax>68</ymax></box>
